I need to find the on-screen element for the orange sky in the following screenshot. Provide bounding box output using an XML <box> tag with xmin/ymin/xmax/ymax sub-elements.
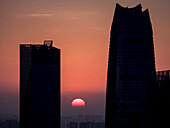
<box><xmin>0</xmin><ymin>0</ymin><xmax>170</xmax><ymax>93</ymax></box>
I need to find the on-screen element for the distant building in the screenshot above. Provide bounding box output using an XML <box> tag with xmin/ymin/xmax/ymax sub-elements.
<box><xmin>79</xmin><ymin>122</ymin><xmax>93</xmax><ymax>128</ymax></box>
<box><xmin>62</xmin><ymin>115</ymin><xmax>104</xmax><ymax>128</ymax></box>
<box><xmin>150</xmin><ymin>70</ymin><xmax>170</xmax><ymax>127</ymax></box>
<box><xmin>67</xmin><ymin>122</ymin><xmax>78</xmax><ymax>128</ymax></box>
<box><xmin>105</xmin><ymin>3</ymin><xmax>156</xmax><ymax>128</ymax></box>
<box><xmin>93</xmin><ymin>122</ymin><xmax>105</xmax><ymax>128</ymax></box>
<box><xmin>76</xmin><ymin>115</ymin><xmax>103</xmax><ymax>122</ymax></box>
<box><xmin>0</xmin><ymin>121</ymin><xmax>4</xmax><ymax>128</ymax></box>
<box><xmin>79</xmin><ymin>122</ymin><xmax>104</xmax><ymax>128</ymax></box>
<box><xmin>20</xmin><ymin>40</ymin><xmax>60</xmax><ymax>128</ymax></box>
<box><xmin>0</xmin><ymin>120</ymin><xmax>19</xmax><ymax>128</ymax></box>
<box><xmin>4</xmin><ymin>120</ymin><xmax>19</xmax><ymax>128</ymax></box>
<box><xmin>62</xmin><ymin>116</ymin><xmax>73</xmax><ymax>128</ymax></box>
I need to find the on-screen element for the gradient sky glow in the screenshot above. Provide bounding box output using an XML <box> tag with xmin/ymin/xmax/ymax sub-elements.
<box><xmin>0</xmin><ymin>0</ymin><xmax>170</xmax><ymax>94</ymax></box>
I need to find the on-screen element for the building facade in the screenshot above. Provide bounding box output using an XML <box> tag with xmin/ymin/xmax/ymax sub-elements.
<box><xmin>20</xmin><ymin>40</ymin><xmax>60</xmax><ymax>128</ymax></box>
<box><xmin>105</xmin><ymin>4</ymin><xmax>156</xmax><ymax>128</ymax></box>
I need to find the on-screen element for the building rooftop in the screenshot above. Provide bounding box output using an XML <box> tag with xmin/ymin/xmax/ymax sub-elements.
<box><xmin>20</xmin><ymin>40</ymin><xmax>60</xmax><ymax>50</ymax></box>
<box><xmin>115</xmin><ymin>3</ymin><xmax>149</xmax><ymax>14</ymax></box>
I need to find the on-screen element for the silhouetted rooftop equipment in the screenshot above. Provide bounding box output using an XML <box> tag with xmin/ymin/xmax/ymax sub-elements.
<box><xmin>44</xmin><ymin>40</ymin><xmax>53</xmax><ymax>47</ymax></box>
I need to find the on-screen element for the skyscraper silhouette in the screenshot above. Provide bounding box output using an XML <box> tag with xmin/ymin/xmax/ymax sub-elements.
<box><xmin>105</xmin><ymin>4</ymin><xmax>156</xmax><ymax>128</ymax></box>
<box><xmin>20</xmin><ymin>40</ymin><xmax>60</xmax><ymax>128</ymax></box>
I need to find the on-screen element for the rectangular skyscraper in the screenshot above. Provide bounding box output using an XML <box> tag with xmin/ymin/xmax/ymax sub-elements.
<box><xmin>105</xmin><ymin>4</ymin><xmax>156</xmax><ymax>128</ymax></box>
<box><xmin>20</xmin><ymin>40</ymin><xmax>60</xmax><ymax>128</ymax></box>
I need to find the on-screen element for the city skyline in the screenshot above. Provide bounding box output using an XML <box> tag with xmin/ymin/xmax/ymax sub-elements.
<box><xmin>0</xmin><ymin>0</ymin><xmax>170</xmax><ymax>124</ymax></box>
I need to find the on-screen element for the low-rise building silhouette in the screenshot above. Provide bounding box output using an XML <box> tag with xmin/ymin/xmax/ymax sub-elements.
<box><xmin>0</xmin><ymin>120</ymin><xmax>19</xmax><ymax>128</ymax></box>
<box><xmin>67</xmin><ymin>122</ymin><xmax>104</xmax><ymax>128</ymax></box>
<box><xmin>0</xmin><ymin>120</ymin><xmax>4</xmax><ymax>128</ymax></box>
<box><xmin>79</xmin><ymin>122</ymin><xmax>104</xmax><ymax>128</ymax></box>
<box><xmin>67</xmin><ymin>122</ymin><xmax>78</xmax><ymax>128</ymax></box>
<box><xmin>149</xmin><ymin>70</ymin><xmax>170</xmax><ymax>127</ymax></box>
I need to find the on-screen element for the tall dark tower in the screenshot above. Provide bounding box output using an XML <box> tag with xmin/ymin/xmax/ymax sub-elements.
<box><xmin>20</xmin><ymin>40</ymin><xmax>60</xmax><ymax>128</ymax></box>
<box><xmin>105</xmin><ymin>4</ymin><xmax>156</xmax><ymax>128</ymax></box>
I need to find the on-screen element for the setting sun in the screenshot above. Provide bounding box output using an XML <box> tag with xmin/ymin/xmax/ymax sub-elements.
<box><xmin>72</xmin><ymin>98</ymin><xmax>85</xmax><ymax>107</ymax></box>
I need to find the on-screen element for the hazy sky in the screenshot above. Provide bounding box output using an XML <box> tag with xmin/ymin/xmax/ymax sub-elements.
<box><xmin>0</xmin><ymin>0</ymin><xmax>170</xmax><ymax>93</ymax></box>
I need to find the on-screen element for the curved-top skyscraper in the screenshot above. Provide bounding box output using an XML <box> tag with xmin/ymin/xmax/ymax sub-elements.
<box><xmin>105</xmin><ymin>4</ymin><xmax>156</xmax><ymax>128</ymax></box>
